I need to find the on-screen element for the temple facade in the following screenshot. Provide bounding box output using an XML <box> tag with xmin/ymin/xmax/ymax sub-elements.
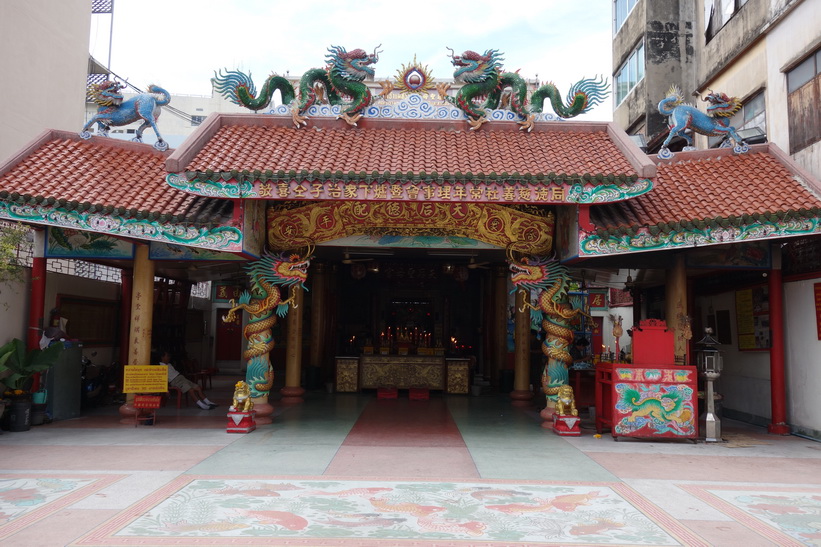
<box><xmin>2</xmin><ymin>4</ymin><xmax>821</xmax><ymax>440</ymax></box>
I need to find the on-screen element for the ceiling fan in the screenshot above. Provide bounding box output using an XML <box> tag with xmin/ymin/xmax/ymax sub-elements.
<box><xmin>466</xmin><ymin>257</ymin><xmax>490</xmax><ymax>269</ymax></box>
<box><xmin>341</xmin><ymin>251</ymin><xmax>373</xmax><ymax>265</ymax></box>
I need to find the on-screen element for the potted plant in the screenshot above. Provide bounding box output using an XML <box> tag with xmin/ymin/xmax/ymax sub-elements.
<box><xmin>0</xmin><ymin>338</ymin><xmax>64</xmax><ymax>431</ymax></box>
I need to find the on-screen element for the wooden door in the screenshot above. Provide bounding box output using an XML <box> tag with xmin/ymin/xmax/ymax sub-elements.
<box><xmin>215</xmin><ymin>308</ymin><xmax>243</xmax><ymax>361</ymax></box>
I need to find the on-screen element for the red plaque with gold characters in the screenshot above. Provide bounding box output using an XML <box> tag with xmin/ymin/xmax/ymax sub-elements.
<box><xmin>215</xmin><ymin>284</ymin><xmax>243</xmax><ymax>303</ymax></box>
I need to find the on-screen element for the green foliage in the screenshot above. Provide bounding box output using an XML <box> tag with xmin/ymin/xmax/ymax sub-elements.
<box><xmin>0</xmin><ymin>338</ymin><xmax>64</xmax><ymax>391</ymax></box>
<box><xmin>0</xmin><ymin>222</ymin><xmax>28</xmax><ymax>287</ymax></box>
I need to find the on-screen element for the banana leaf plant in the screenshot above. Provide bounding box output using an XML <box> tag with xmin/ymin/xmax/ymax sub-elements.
<box><xmin>0</xmin><ymin>338</ymin><xmax>64</xmax><ymax>393</ymax></box>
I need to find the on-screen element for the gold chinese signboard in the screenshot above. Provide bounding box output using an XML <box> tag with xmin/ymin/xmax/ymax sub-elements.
<box><xmin>252</xmin><ymin>179</ymin><xmax>572</xmax><ymax>204</ymax></box>
<box><xmin>268</xmin><ymin>200</ymin><xmax>553</xmax><ymax>254</ymax></box>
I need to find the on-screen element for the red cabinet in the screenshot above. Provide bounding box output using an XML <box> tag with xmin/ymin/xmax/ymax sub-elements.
<box><xmin>596</xmin><ymin>362</ymin><xmax>698</xmax><ymax>440</ymax></box>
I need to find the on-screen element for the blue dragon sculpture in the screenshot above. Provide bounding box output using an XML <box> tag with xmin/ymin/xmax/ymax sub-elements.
<box><xmin>80</xmin><ymin>80</ymin><xmax>170</xmax><ymax>151</ymax></box>
<box><xmin>212</xmin><ymin>45</ymin><xmax>381</xmax><ymax>128</ymax></box>
<box><xmin>437</xmin><ymin>48</ymin><xmax>610</xmax><ymax>131</ymax></box>
<box><xmin>657</xmin><ymin>85</ymin><xmax>748</xmax><ymax>159</ymax></box>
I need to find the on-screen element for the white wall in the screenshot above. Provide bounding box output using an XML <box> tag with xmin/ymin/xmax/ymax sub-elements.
<box><xmin>784</xmin><ymin>277</ymin><xmax>821</xmax><ymax>438</ymax></box>
<box><xmin>699</xmin><ymin>291</ymin><xmax>773</xmax><ymax>422</ymax></box>
<box><xmin>45</xmin><ymin>271</ymin><xmax>121</xmax><ymax>366</ymax></box>
<box><xmin>593</xmin><ymin>307</ymin><xmax>635</xmax><ymax>358</ymax></box>
<box><xmin>764</xmin><ymin>0</ymin><xmax>821</xmax><ymax>178</ymax></box>
<box><xmin>0</xmin><ymin>274</ymin><xmax>29</xmax><ymax>345</ymax></box>
<box><xmin>696</xmin><ymin>275</ymin><xmax>821</xmax><ymax>437</ymax></box>
<box><xmin>0</xmin><ymin>0</ymin><xmax>91</xmax><ymax>163</ymax></box>
<box><xmin>2</xmin><ymin>267</ymin><xmax>121</xmax><ymax>370</ymax></box>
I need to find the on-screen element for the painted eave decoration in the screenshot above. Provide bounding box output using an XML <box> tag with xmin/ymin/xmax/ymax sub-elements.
<box><xmin>167</xmin><ymin>172</ymin><xmax>653</xmax><ymax>206</ymax></box>
<box><xmin>578</xmin><ymin>144</ymin><xmax>821</xmax><ymax>256</ymax></box>
<box><xmin>0</xmin><ymin>199</ymin><xmax>243</xmax><ymax>252</ymax></box>
<box><xmin>0</xmin><ymin>130</ymin><xmax>242</xmax><ymax>252</ymax></box>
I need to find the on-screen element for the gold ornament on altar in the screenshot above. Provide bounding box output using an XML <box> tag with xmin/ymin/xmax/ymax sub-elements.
<box><xmin>555</xmin><ymin>384</ymin><xmax>578</xmax><ymax>416</ymax></box>
<box><xmin>230</xmin><ymin>381</ymin><xmax>254</xmax><ymax>413</ymax></box>
<box><xmin>611</xmin><ymin>314</ymin><xmax>623</xmax><ymax>339</ymax></box>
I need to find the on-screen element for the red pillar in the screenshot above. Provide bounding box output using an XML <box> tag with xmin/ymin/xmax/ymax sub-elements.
<box><xmin>27</xmin><ymin>229</ymin><xmax>46</xmax><ymax>350</ymax></box>
<box><xmin>767</xmin><ymin>253</ymin><xmax>789</xmax><ymax>435</ymax></box>
<box><xmin>27</xmin><ymin>229</ymin><xmax>47</xmax><ymax>391</ymax></box>
<box><xmin>118</xmin><ymin>269</ymin><xmax>133</xmax><ymax>384</ymax></box>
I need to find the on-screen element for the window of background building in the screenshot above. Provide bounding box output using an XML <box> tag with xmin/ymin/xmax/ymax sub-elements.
<box><xmin>705</xmin><ymin>0</ymin><xmax>749</xmax><ymax>41</ymax></box>
<box><xmin>614</xmin><ymin>0</ymin><xmax>637</xmax><ymax>33</ymax></box>
<box><xmin>615</xmin><ymin>41</ymin><xmax>645</xmax><ymax>105</ymax></box>
<box><xmin>708</xmin><ymin>90</ymin><xmax>766</xmax><ymax>148</ymax></box>
<box><xmin>787</xmin><ymin>48</ymin><xmax>821</xmax><ymax>154</ymax></box>
<box><xmin>191</xmin><ymin>115</ymin><xmax>206</xmax><ymax>126</ymax></box>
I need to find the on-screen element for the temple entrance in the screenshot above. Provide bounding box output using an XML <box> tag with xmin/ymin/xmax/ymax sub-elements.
<box><xmin>324</xmin><ymin>254</ymin><xmax>494</xmax><ymax>395</ymax></box>
<box><xmin>334</xmin><ymin>259</ymin><xmax>483</xmax><ymax>357</ymax></box>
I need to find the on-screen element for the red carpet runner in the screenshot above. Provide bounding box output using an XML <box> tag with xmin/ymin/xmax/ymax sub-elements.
<box><xmin>325</xmin><ymin>396</ymin><xmax>480</xmax><ymax>478</ymax></box>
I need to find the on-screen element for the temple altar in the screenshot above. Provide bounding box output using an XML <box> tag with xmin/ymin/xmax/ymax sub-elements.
<box><xmin>334</xmin><ymin>355</ymin><xmax>472</xmax><ymax>394</ymax></box>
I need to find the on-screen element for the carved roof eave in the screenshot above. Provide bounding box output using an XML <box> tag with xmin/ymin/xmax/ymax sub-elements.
<box><xmin>166</xmin><ymin>172</ymin><xmax>655</xmax><ymax>205</ymax></box>
<box><xmin>0</xmin><ymin>188</ymin><xmax>230</xmax><ymax>227</ymax></box>
<box><xmin>0</xmin><ymin>201</ymin><xmax>243</xmax><ymax>252</ymax></box>
<box><xmin>579</xmin><ymin>212</ymin><xmax>821</xmax><ymax>257</ymax></box>
<box><xmin>173</xmin><ymin>169</ymin><xmax>644</xmax><ymax>187</ymax></box>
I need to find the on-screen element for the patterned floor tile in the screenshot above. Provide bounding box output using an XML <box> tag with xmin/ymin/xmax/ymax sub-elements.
<box><xmin>75</xmin><ymin>476</ymin><xmax>708</xmax><ymax>546</ymax></box>
<box><xmin>0</xmin><ymin>474</ymin><xmax>124</xmax><ymax>540</ymax></box>
<box><xmin>681</xmin><ymin>484</ymin><xmax>821</xmax><ymax>546</ymax></box>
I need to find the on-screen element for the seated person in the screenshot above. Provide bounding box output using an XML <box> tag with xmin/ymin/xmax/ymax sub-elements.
<box><xmin>159</xmin><ymin>351</ymin><xmax>218</xmax><ymax>410</ymax></box>
<box><xmin>569</xmin><ymin>337</ymin><xmax>591</xmax><ymax>368</ymax></box>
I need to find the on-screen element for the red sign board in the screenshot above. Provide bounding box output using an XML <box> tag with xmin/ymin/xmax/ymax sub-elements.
<box><xmin>589</xmin><ymin>290</ymin><xmax>608</xmax><ymax>310</ymax></box>
<box><xmin>815</xmin><ymin>283</ymin><xmax>821</xmax><ymax>340</ymax></box>
<box><xmin>215</xmin><ymin>284</ymin><xmax>243</xmax><ymax>303</ymax></box>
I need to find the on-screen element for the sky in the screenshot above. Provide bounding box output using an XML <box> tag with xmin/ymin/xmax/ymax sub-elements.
<box><xmin>88</xmin><ymin>0</ymin><xmax>615</xmax><ymax>120</ymax></box>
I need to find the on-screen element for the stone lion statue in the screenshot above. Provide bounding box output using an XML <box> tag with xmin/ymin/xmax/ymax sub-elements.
<box><xmin>230</xmin><ymin>381</ymin><xmax>254</xmax><ymax>413</ymax></box>
<box><xmin>555</xmin><ymin>384</ymin><xmax>578</xmax><ymax>416</ymax></box>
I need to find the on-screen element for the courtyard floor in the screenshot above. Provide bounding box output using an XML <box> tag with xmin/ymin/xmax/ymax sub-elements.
<box><xmin>1</xmin><ymin>375</ymin><xmax>820</xmax><ymax>546</ymax></box>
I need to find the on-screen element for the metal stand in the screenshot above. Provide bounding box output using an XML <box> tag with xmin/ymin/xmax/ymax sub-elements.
<box><xmin>701</xmin><ymin>371</ymin><xmax>722</xmax><ymax>442</ymax></box>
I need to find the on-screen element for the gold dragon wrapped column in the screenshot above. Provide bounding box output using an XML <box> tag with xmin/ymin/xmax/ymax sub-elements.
<box><xmin>223</xmin><ymin>249</ymin><xmax>312</xmax><ymax>423</ymax></box>
<box><xmin>509</xmin><ymin>252</ymin><xmax>590</xmax><ymax>426</ymax></box>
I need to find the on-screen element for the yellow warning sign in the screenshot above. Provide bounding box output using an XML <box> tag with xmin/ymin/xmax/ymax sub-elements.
<box><xmin>123</xmin><ymin>365</ymin><xmax>168</xmax><ymax>393</ymax></box>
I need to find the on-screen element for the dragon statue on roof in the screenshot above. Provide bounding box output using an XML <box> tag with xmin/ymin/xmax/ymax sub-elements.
<box><xmin>437</xmin><ymin>48</ymin><xmax>610</xmax><ymax>131</ymax></box>
<box><xmin>508</xmin><ymin>251</ymin><xmax>590</xmax><ymax>411</ymax></box>
<box><xmin>80</xmin><ymin>80</ymin><xmax>170</xmax><ymax>151</ymax></box>
<box><xmin>657</xmin><ymin>85</ymin><xmax>748</xmax><ymax>159</ymax></box>
<box><xmin>223</xmin><ymin>247</ymin><xmax>312</xmax><ymax>404</ymax></box>
<box><xmin>212</xmin><ymin>45</ymin><xmax>381</xmax><ymax>128</ymax></box>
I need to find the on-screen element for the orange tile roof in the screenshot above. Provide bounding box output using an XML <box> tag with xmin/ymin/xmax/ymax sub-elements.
<box><xmin>168</xmin><ymin>115</ymin><xmax>649</xmax><ymax>182</ymax></box>
<box><xmin>0</xmin><ymin>131</ymin><xmax>231</xmax><ymax>224</ymax></box>
<box><xmin>3</xmin><ymin>125</ymin><xmax>820</xmax><ymax>252</ymax></box>
<box><xmin>590</xmin><ymin>145</ymin><xmax>821</xmax><ymax>232</ymax></box>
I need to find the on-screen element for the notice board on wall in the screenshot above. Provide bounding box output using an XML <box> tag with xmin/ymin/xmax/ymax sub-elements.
<box><xmin>735</xmin><ymin>285</ymin><xmax>770</xmax><ymax>350</ymax></box>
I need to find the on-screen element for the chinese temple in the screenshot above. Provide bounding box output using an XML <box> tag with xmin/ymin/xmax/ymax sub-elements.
<box><xmin>2</xmin><ymin>48</ymin><xmax>821</xmax><ymax>437</ymax></box>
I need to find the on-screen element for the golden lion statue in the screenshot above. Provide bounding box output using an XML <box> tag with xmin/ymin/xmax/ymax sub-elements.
<box><xmin>555</xmin><ymin>384</ymin><xmax>578</xmax><ymax>416</ymax></box>
<box><xmin>230</xmin><ymin>381</ymin><xmax>254</xmax><ymax>412</ymax></box>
